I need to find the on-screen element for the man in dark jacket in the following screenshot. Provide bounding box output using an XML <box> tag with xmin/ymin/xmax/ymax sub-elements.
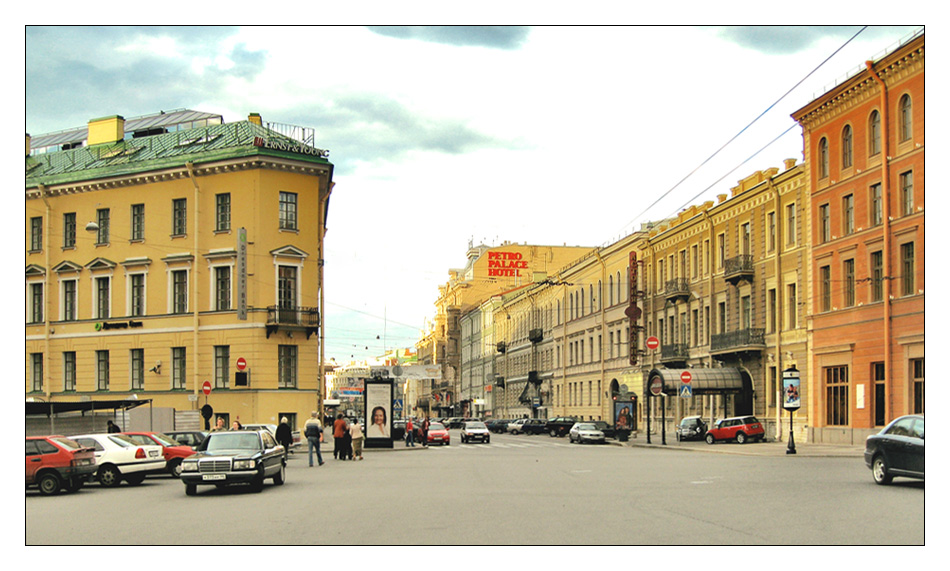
<box><xmin>276</xmin><ymin>417</ymin><xmax>294</xmax><ymax>460</ymax></box>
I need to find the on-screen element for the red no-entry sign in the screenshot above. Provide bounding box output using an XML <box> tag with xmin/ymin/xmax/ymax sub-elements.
<box><xmin>681</xmin><ymin>371</ymin><xmax>693</xmax><ymax>384</ymax></box>
<box><xmin>646</xmin><ymin>336</ymin><xmax>660</xmax><ymax>350</ymax></box>
<box><xmin>236</xmin><ymin>357</ymin><xmax>247</xmax><ymax>371</ymax></box>
<box><xmin>202</xmin><ymin>381</ymin><xmax>212</xmax><ymax>396</ymax></box>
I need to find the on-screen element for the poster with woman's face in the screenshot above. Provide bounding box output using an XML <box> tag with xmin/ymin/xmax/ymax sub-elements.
<box><xmin>365</xmin><ymin>380</ymin><xmax>392</xmax><ymax>439</ymax></box>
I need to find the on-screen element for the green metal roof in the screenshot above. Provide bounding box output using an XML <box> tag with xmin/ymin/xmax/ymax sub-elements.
<box><xmin>26</xmin><ymin>120</ymin><xmax>331</xmax><ymax>189</ymax></box>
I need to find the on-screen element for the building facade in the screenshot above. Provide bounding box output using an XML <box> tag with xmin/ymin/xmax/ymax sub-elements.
<box><xmin>792</xmin><ymin>32</ymin><xmax>924</xmax><ymax>444</ymax></box>
<box><xmin>26</xmin><ymin>110</ymin><xmax>334</xmax><ymax>432</ymax></box>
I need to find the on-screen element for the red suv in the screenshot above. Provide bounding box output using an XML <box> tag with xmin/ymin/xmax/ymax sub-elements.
<box><xmin>26</xmin><ymin>436</ymin><xmax>97</xmax><ymax>495</ymax></box>
<box><xmin>705</xmin><ymin>416</ymin><xmax>765</xmax><ymax>445</ymax></box>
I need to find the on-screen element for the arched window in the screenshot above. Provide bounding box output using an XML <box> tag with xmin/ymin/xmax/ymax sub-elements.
<box><xmin>818</xmin><ymin>137</ymin><xmax>829</xmax><ymax>178</ymax></box>
<box><xmin>869</xmin><ymin>110</ymin><xmax>881</xmax><ymax>155</ymax></box>
<box><xmin>899</xmin><ymin>94</ymin><xmax>913</xmax><ymax>142</ymax></box>
<box><xmin>608</xmin><ymin>274</ymin><xmax>614</xmax><ymax>306</ymax></box>
<box><xmin>617</xmin><ymin>271</ymin><xmax>623</xmax><ymax>302</ymax></box>
<box><xmin>842</xmin><ymin>125</ymin><xmax>853</xmax><ymax>169</ymax></box>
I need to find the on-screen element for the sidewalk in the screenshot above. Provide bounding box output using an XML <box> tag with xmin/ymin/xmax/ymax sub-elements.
<box><xmin>612</xmin><ymin>436</ymin><xmax>864</xmax><ymax>457</ymax></box>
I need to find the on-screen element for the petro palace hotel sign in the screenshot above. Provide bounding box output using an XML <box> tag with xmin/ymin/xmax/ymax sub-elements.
<box><xmin>487</xmin><ymin>251</ymin><xmax>529</xmax><ymax>277</ymax></box>
<box><xmin>253</xmin><ymin>136</ymin><xmax>330</xmax><ymax>158</ymax></box>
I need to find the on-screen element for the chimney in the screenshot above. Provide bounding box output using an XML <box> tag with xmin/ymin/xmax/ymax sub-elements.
<box><xmin>87</xmin><ymin>115</ymin><xmax>126</xmax><ymax>146</ymax></box>
<box><xmin>248</xmin><ymin>113</ymin><xmax>263</xmax><ymax>126</ymax></box>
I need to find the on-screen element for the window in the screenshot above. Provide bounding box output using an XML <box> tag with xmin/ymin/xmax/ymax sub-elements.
<box><xmin>820</xmin><ymin>265</ymin><xmax>831</xmax><ymax>312</ymax></box>
<box><xmin>63</xmin><ymin>213</ymin><xmax>76</xmax><ymax>248</ymax></box>
<box><xmin>278</xmin><ymin>345</ymin><xmax>298</xmax><ymax>388</ymax></box>
<box><xmin>62</xmin><ymin>279</ymin><xmax>77</xmax><ymax>321</ymax></box>
<box><xmin>131</xmin><ymin>204</ymin><xmax>145</xmax><ymax>241</ymax></box>
<box><xmin>95</xmin><ymin>276</ymin><xmax>110</xmax><ymax>319</ymax></box>
<box><xmin>717</xmin><ymin>233</ymin><xmax>725</xmax><ymax>269</ymax></box>
<box><xmin>870</xmin><ymin>183</ymin><xmax>882</xmax><ymax>226</ymax></box>
<box><xmin>825</xmin><ymin>365</ymin><xmax>849</xmax><ymax>426</ymax></box>
<box><xmin>786</xmin><ymin>283</ymin><xmax>797</xmax><ymax>329</ymax></box>
<box><xmin>172</xmin><ymin>198</ymin><xmax>187</xmax><ymax>236</ymax></box>
<box><xmin>691</xmin><ymin>244</ymin><xmax>698</xmax><ymax>279</ymax></box>
<box><xmin>842</xmin><ymin>194</ymin><xmax>854</xmax><ymax>235</ymax></box>
<box><xmin>899</xmin><ymin>94</ymin><xmax>912</xmax><ymax>142</ymax></box>
<box><xmin>216</xmin><ymin>193</ymin><xmax>231</xmax><ymax>231</ymax></box>
<box><xmin>741</xmin><ymin>295</ymin><xmax>751</xmax><ymax>330</ymax></box>
<box><xmin>870</xmin><ymin>251</ymin><xmax>883</xmax><ymax>302</ymax></box>
<box><xmin>130</xmin><ymin>349</ymin><xmax>144</xmax><ymax>390</ymax></box>
<box><xmin>215</xmin><ymin>346</ymin><xmax>230</xmax><ymax>389</ymax></box>
<box><xmin>30</xmin><ymin>217</ymin><xmax>42</xmax><ymax>251</ymax></box>
<box><xmin>718</xmin><ymin>301</ymin><xmax>726</xmax><ymax>334</ymax></box>
<box><xmin>96</xmin><ymin>208</ymin><xmax>110</xmax><ymax>245</ymax></box>
<box><xmin>741</xmin><ymin>222</ymin><xmax>751</xmax><ymax>255</ymax></box>
<box><xmin>279</xmin><ymin>191</ymin><xmax>298</xmax><ymax>230</ymax></box>
<box><xmin>843</xmin><ymin>259</ymin><xmax>855</xmax><ymax>307</ymax></box>
<box><xmin>819</xmin><ymin>204</ymin><xmax>831</xmax><ymax>243</ymax></box>
<box><xmin>842</xmin><ymin>125</ymin><xmax>853</xmax><ymax>169</ymax></box>
<box><xmin>872</xmin><ymin>362</ymin><xmax>886</xmax><ymax>426</ymax></box>
<box><xmin>900</xmin><ymin>171</ymin><xmax>914</xmax><ymax>216</ymax></box>
<box><xmin>818</xmin><ymin>137</ymin><xmax>829</xmax><ymax>179</ymax></box>
<box><xmin>691</xmin><ymin>309</ymin><xmax>699</xmax><ymax>346</ymax></box>
<box><xmin>63</xmin><ymin>351</ymin><xmax>76</xmax><ymax>391</ymax></box>
<box><xmin>785</xmin><ymin>203</ymin><xmax>797</xmax><ymax>247</ymax></box>
<box><xmin>96</xmin><ymin>350</ymin><xmax>110</xmax><ymax>391</ymax></box>
<box><xmin>912</xmin><ymin>358</ymin><xmax>924</xmax><ymax>414</ymax></box>
<box><xmin>900</xmin><ymin>242</ymin><xmax>915</xmax><ymax>296</ymax></box>
<box><xmin>29</xmin><ymin>283</ymin><xmax>44</xmax><ymax>323</ymax></box>
<box><xmin>869</xmin><ymin>110</ymin><xmax>881</xmax><ymax>156</ymax></box>
<box><xmin>172</xmin><ymin>270</ymin><xmax>188</xmax><ymax>313</ymax></box>
<box><xmin>215</xmin><ymin>266</ymin><xmax>231</xmax><ymax>311</ymax></box>
<box><xmin>278</xmin><ymin>265</ymin><xmax>297</xmax><ymax>322</ymax></box>
<box><xmin>767</xmin><ymin>288</ymin><xmax>777</xmax><ymax>333</ymax></box>
<box><xmin>608</xmin><ymin>275</ymin><xmax>614</xmax><ymax>306</ymax></box>
<box><xmin>31</xmin><ymin>353</ymin><xmax>43</xmax><ymax>392</ymax></box>
<box><xmin>767</xmin><ymin>212</ymin><xmax>776</xmax><ymax>253</ymax></box>
<box><xmin>172</xmin><ymin>347</ymin><xmax>186</xmax><ymax>390</ymax></box>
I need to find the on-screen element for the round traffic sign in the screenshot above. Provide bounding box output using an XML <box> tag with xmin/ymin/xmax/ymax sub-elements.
<box><xmin>202</xmin><ymin>381</ymin><xmax>212</xmax><ymax>396</ymax></box>
<box><xmin>681</xmin><ymin>371</ymin><xmax>693</xmax><ymax>384</ymax></box>
<box><xmin>646</xmin><ymin>336</ymin><xmax>660</xmax><ymax>350</ymax></box>
<box><xmin>649</xmin><ymin>377</ymin><xmax>663</xmax><ymax>396</ymax></box>
<box><xmin>236</xmin><ymin>357</ymin><xmax>247</xmax><ymax>371</ymax></box>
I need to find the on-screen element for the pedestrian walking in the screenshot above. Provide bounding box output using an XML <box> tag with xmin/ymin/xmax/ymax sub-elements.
<box><xmin>341</xmin><ymin>418</ymin><xmax>353</xmax><ymax>460</ymax></box>
<box><xmin>211</xmin><ymin>417</ymin><xmax>227</xmax><ymax>432</ymax></box>
<box><xmin>276</xmin><ymin>417</ymin><xmax>293</xmax><ymax>460</ymax></box>
<box><xmin>304</xmin><ymin>411</ymin><xmax>325</xmax><ymax>467</ymax></box>
<box><xmin>406</xmin><ymin>418</ymin><xmax>415</xmax><ymax>447</ymax></box>
<box><xmin>106</xmin><ymin>420</ymin><xmax>120</xmax><ymax>433</ymax></box>
<box><xmin>349</xmin><ymin>419</ymin><xmax>364</xmax><ymax>460</ymax></box>
<box><xmin>422</xmin><ymin>417</ymin><xmax>430</xmax><ymax>447</ymax></box>
<box><xmin>333</xmin><ymin>414</ymin><xmax>346</xmax><ymax>460</ymax></box>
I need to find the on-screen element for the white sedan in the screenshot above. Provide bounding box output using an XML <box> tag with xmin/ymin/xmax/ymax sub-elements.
<box><xmin>70</xmin><ymin>433</ymin><xmax>166</xmax><ymax>487</ymax></box>
<box><xmin>568</xmin><ymin>422</ymin><xmax>606</xmax><ymax>444</ymax></box>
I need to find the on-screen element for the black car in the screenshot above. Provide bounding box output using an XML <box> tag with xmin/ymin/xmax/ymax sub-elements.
<box><xmin>485</xmin><ymin>419</ymin><xmax>509</xmax><ymax>433</ymax></box>
<box><xmin>523</xmin><ymin>419</ymin><xmax>549</xmax><ymax>435</ymax></box>
<box><xmin>864</xmin><ymin>414</ymin><xmax>924</xmax><ymax>485</ymax></box>
<box><xmin>590</xmin><ymin>421</ymin><xmax>616</xmax><ymax>439</ymax></box>
<box><xmin>675</xmin><ymin>416</ymin><xmax>707</xmax><ymax>441</ymax></box>
<box><xmin>180</xmin><ymin>429</ymin><xmax>286</xmax><ymax>495</ymax></box>
<box><xmin>545</xmin><ymin>416</ymin><xmax>577</xmax><ymax>437</ymax></box>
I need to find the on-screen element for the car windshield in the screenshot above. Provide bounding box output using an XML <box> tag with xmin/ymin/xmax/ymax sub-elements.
<box><xmin>430</xmin><ymin>423</ymin><xmax>445</xmax><ymax>431</ymax></box>
<box><xmin>51</xmin><ymin>436</ymin><xmax>82</xmax><ymax>450</ymax></box>
<box><xmin>151</xmin><ymin>433</ymin><xmax>180</xmax><ymax>447</ymax></box>
<box><xmin>465</xmin><ymin>422</ymin><xmax>487</xmax><ymax>430</ymax></box>
<box><xmin>206</xmin><ymin>432</ymin><xmax>261</xmax><ymax>450</ymax></box>
<box><xmin>576</xmin><ymin>424</ymin><xmax>596</xmax><ymax>430</ymax></box>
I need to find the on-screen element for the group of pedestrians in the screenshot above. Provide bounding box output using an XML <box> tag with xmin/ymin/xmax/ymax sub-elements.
<box><xmin>332</xmin><ymin>413</ymin><xmax>364</xmax><ymax>461</ymax></box>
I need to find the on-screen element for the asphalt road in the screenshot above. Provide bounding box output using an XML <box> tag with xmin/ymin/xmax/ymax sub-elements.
<box><xmin>26</xmin><ymin>433</ymin><xmax>924</xmax><ymax>545</ymax></box>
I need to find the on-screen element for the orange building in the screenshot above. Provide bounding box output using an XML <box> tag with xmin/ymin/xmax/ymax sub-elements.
<box><xmin>792</xmin><ymin>32</ymin><xmax>924</xmax><ymax>443</ymax></box>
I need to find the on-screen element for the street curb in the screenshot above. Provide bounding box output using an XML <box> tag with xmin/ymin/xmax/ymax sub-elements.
<box><xmin>608</xmin><ymin>439</ymin><xmax>863</xmax><ymax>458</ymax></box>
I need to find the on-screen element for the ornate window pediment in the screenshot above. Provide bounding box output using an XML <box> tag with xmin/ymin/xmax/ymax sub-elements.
<box><xmin>52</xmin><ymin>260</ymin><xmax>83</xmax><ymax>274</ymax></box>
<box><xmin>25</xmin><ymin>264</ymin><xmax>46</xmax><ymax>277</ymax></box>
<box><xmin>270</xmin><ymin>245</ymin><xmax>309</xmax><ymax>259</ymax></box>
<box><xmin>85</xmin><ymin>257</ymin><xmax>117</xmax><ymax>271</ymax></box>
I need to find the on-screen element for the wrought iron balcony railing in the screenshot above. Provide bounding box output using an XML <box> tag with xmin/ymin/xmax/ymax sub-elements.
<box><xmin>664</xmin><ymin>278</ymin><xmax>690</xmax><ymax>303</ymax></box>
<box><xmin>724</xmin><ymin>255</ymin><xmax>754</xmax><ymax>285</ymax></box>
<box><xmin>710</xmin><ymin>328</ymin><xmax>765</xmax><ymax>354</ymax></box>
<box><xmin>660</xmin><ymin>343</ymin><xmax>689</xmax><ymax>362</ymax></box>
<box><xmin>266</xmin><ymin>305</ymin><xmax>320</xmax><ymax>339</ymax></box>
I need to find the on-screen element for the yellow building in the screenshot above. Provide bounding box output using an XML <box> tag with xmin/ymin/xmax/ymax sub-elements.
<box><xmin>26</xmin><ymin>110</ymin><xmax>334</xmax><ymax>433</ymax></box>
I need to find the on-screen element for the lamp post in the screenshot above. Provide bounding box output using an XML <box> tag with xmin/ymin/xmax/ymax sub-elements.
<box><xmin>782</xmin><ymin>365</ymin><xmax>801</xmax><ymax>454</ymax></box>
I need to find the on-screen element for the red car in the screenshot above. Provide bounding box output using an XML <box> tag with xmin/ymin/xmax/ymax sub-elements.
<box><xmin>705</xmin><ymin>416</ymin><xmax>765</xmax><ymax>445</ymax></box>
<box><xmin>123</xmin><ymin>432</ymin><xmax>196</xmax><ymax>477</ymax></box>
<box><xmin>426</xmin><ymin>422</ymin><xmax>451</xmax><ymax>446</ymax></box>
<box><xmin>26</xmin><ymin>436</ymin><xmax>97</xmax><ymax>495</ymax></box>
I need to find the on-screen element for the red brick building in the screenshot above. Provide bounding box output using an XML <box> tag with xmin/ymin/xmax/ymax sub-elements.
<box><xmin>792</xmin><ymin>32</ymin><xmax>924</xmax><ymax>443</ymax></box>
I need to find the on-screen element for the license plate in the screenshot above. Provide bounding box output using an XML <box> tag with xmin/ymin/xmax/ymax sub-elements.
<box><xmin>202</xmin><ymin>474</ymin><xmax>226</xmax><ymax>481</ymax></box>
<box><xmin>149</xmin><ymin>450</ymin><xmax>159</xmax><ymax>457</ymax></box>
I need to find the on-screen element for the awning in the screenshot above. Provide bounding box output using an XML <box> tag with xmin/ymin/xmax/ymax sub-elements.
<box><xmin>26</xmin><ymin>398</ymin><xmax>152</xmax><ymax>416</ymax></box>
<box><xmin>647</xmin><ymin>368</ymin><xmax>746</xmax><ymax>395</ymax></box>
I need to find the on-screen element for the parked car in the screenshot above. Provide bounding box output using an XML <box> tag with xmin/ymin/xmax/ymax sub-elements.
<box><xmin>864</xmin><ymin>414</ymin><xmax>924</xmax><ymax>485</ymax></box>
<box><xmin>569</xmin><ymin>422</ymin><xmax>606</xmax><ymax>444</ymax></box>
<box><xmin>546</xmin><ymin>416</ymin><xmax>578</xmax><ymax>437</ymax></box>
<box><xmin>180</xmin><ymin>429</ymin><xmax>286</xmax><ymax>495</ymax></box>
<box><xmin>426</xmin><ymin>422</ymin><xmax>451</xmax><ymax>446</ymax></box>
<box><xmin>676</xmin><ymin>416</ymin><xmax>708</xmax><ymax>442</ymax></box>
<box><xmin>590</xmin><ymin>421</ymin><xmax>616</xmax><ymax>439</ymax></box>
<box><xmin>460</xmin><ymin>421</ymin><xmax>491</xmax><ymax>444</ymax></box>
<box><xmin>704</xmin><ymin>416</ymin><xmax>764</xmax><ymax>444</ymax></box>
<box><xmin>26</xmin><ymin>436</ymin><xmax>97</xmax><ymax>495</ymax></box>
<box><xmin>523</xmin><ymin>419</ymin><xmax>549</xmax><ymax>435</ymax></box>
<box><xmin>507</xmin><ymin>418</ymin><xmax>530</xmax><ymax>434</ymax></box>
<box><xmin>122</xmin><ymin>431</ymin><xmax>196</xmax><ymax>477</ymax></box>
<box><xmin>243</xmin><ymin>423</ymin><xmax>302</xmax><ymax>451</ymax></box>
<box><xmin>70</xmin><ymin>433</ymin><xmax>166</xmax><ymax>487</ymax></box>
<box><xmin>165</xmin><ymin>431</ymin><xmax>208</xmax><ymax>448</ymax></box>
<box><xmin>392</xmin><ymin>420</ymin><xmax>406</xmax><ymax>441</ymax></box>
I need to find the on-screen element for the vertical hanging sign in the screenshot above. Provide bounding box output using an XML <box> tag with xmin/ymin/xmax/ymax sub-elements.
<box><xmin>237</xmin><ymin>227</ymin><xmax>247</xmax><ymax>320</ymax></box>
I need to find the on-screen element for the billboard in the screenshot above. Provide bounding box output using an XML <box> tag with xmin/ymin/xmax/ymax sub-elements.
<box><xmin>364</xmin><ymin>379</ymin><xmax>393</xmax><ymax>448</ymax></box>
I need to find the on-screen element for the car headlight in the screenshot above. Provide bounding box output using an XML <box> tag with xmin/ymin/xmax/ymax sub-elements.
<box><xmin>233</xmin><ymin>459</ymin><xmax>256</xmax><ymax>470</ymax></box>
<box><xmin>181</xmin><ymin>461</ymin><xmax>198</xmax><ymax>472</ymax></box>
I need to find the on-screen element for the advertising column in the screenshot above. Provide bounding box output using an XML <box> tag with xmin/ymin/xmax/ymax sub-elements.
<box><xmin>364</xmin><ymin>379</ymin><xmax>394</xmax><ymax>449</ymax></box>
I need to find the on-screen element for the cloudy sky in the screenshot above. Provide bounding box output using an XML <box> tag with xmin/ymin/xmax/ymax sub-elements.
<box><xmin>24</xmin><ymin>23</ymin><xmax>925</xmax><ymax>363</ymax></box>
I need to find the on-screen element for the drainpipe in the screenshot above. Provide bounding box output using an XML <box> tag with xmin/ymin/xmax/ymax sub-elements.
<box><xmin>702</xmin><ymin>210</ymin><xmax>716</xmax><ymax>424</ymax></box>
<box><xmin>186</xmin><ymin>163</ymin><xmax>201</xmax><ymax>408</ymax></box>
<box><xmin>866</xmin><ymin>61</ymin><xmax>893</xmax><ymax>423</ymax></box>
<box><xmin>40</xmin><ymin>185</ymin><xmax>51</xmax><ymax>402</ymax></box>
<box><xmin>768</xmin><ymin>176</ymin><xmax>783</xmax><ymax>441</ymax></box>
<box><xmin>594</xmin><ymin>251</ymin><xmax>607</xmax><ymax>420</ymax></box>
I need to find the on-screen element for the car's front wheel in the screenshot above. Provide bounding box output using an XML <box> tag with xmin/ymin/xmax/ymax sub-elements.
<box><xmin>168</xmin><ymin>459</ymin><xmax>183</xmax><ymax>478</ymax></box>
<box><xmin>705</xmin><ymin>434</ymin><xmax>715</xmax><ymax>445</ymax></box>
<box><xmin>37</xmin><ymin>472</ymin><xmax>62</xmax><ymax>496</ymax></box>
<box><xmin>872</xmin><ymin>455</ymin><xmax>893</xmax><ymax>485</ymax></box>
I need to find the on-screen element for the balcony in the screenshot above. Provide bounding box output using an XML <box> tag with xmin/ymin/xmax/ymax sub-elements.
<box><xmin>660</xmin><ymin>343</ymin><xmax>689</xmax><ymax>364</ymax></box>
<box><xmin>266</xmin><ymin>305</ymin><xmax>319</xmax><ymax>339</ymax></box>
<box><xmin>724</xmin><ymin>255</ymin><xmax>754</xmax><ymax>286</ymax></box>
<box><xmin>710</xmin><ymin>328</ymin><xmax>765</xmax><ymax>355</ymax></box>
<box><xmin>664</xmin><ymin>278</ymin><xmax>690</xmax><ymax>304</ymax></box>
